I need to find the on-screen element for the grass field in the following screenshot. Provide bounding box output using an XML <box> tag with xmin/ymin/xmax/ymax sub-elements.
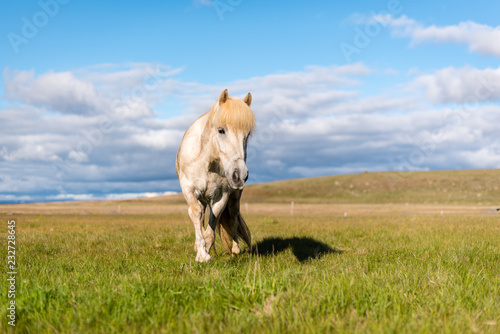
<box><xmin>1</xmin><ymin>170</ymin><xmax>500</xmax><ymax>333</ymax></box>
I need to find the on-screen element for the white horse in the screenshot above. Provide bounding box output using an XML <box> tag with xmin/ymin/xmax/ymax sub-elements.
<box><xmin>176</xmin><ymin>89</ymin><xmax>255</xmax><ymax>262</ymax></box>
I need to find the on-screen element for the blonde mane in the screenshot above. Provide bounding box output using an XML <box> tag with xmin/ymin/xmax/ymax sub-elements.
<box><xmin>209</xmin><ymin>97</ymin><xmax>256</xmax><ymax>133</ymax></box>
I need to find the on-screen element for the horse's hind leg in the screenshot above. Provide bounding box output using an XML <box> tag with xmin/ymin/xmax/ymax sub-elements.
<box><xmin>231</xmin><ymin>237</ymin><xmax>241</xmax><ymax>255</ymax></box>
<box><xmin>203</xmin><ymin>203</ymin><xmax>238</xmax><ymax>255</ymax></box>
<box><xmin>203</xmin><ymin>210</ymin><xmax>217</xmax><ymax>253</ymax></box>
<box><xmin>227</xmin><ymin>192</ymin><xmax>242</xmax><ymax>255</ymax></box>
<box><xmin>230</xmin><ymin>218</ymin><xmax>241</xmax><ymax>255</ymax></box>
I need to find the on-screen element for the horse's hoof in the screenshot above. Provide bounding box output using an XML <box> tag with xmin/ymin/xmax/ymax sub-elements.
<box><xmin>232</xmin><ymin>244</ymin><xmax>241</xmax><ymax>255</ymax></box>
<box><xmin>195</xmin><ymin>252</ymin><xmax>211</xmax><ymax>263</ymax></box>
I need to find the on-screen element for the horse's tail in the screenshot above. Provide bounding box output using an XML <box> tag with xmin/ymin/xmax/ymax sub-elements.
<box><xmin>236</xmin><ymin>212</ymin><xmax>252</xmax><ymax>252</ymax></box>
<box><xmin>218</xmin><ymin>207</ymin><xmax>252</xmax><ymax>254</ymax></box>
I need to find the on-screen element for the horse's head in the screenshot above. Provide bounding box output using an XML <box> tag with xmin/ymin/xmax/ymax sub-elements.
<box><xmin>210</xmin><ymin>89</ymin><xmax>255</xmax><ymax>190</ymax></box>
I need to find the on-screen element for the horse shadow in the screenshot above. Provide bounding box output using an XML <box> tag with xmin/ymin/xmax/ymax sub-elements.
<box><xmin>252</xmin><ymin>237</ymin><xmax>342</xmax><ymax>262</ymax></box>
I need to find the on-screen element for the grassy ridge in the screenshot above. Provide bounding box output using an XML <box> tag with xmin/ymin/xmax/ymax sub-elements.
<box><xmin>1</xmin><ymin>169</ymin><xmax>498</xmax><ymax>215</ymax></box>
<box><xmin>243</xmin><ymin>169</ymin><xmax>500</xmax><ymax>205</ymax></box>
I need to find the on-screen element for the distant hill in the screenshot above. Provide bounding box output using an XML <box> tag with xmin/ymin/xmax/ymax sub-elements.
<box><xmin>2</xmin><ymin>170</ymin><xmax>499</xmax><ymax>214</ymax></box>
<box><xmin>240</xmin><ymin>169</ymin><xmax>500</xmax><ymax>205</ymax></box>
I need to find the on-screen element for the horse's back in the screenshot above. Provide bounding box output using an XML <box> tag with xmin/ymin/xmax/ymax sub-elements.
<box><xmin>176</xmin><ymin>112</ymin><xmax>210</xmax><ymax>179</ymax></box>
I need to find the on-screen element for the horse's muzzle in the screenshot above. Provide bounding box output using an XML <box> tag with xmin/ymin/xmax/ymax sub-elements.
<box><xmin>229</xmin><ymin>165</ymin><xmax>248</xmax><ymax>190</ymax></box>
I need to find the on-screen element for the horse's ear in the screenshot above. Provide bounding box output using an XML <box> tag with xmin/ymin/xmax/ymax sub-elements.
<box><xmin>219</xmin><ymin>89</ymin><xmax>229</xmax><ymax>104</ymax></box>
<box><xmin>243</xmin><ymin>92</ymin><xmax>252</xmax><ymax>106</ymax></box>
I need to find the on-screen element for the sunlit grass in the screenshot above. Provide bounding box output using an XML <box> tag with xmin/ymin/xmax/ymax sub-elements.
<box><xmin>1</xmin><ymin>210</ymin><xmax>499</xmax><ymax>333</ymax></box>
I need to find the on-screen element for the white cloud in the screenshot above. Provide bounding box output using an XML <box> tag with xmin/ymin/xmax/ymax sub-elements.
<box><xmin>410</xmin><ymin>66</ymin><xmax>500</xmax><ymax>104</ymax></box>
<box><xmin>130</xmin><ymin>129</ymin><xmax>186</xmax><ymax>150</ymax></box>
<box><xmin>3</xmin><ymin>63</ymin><xmax>183</xmax><ymax>118</ymax></box>
<box><xmin>4</xmin><ymin>68</ymin><xmax>103</xmax><ymax>114</ymax></box>
<box><xmin>371</xmin><ymin>14</ymin><xmax>500</xmax><ymax>57</ymax></box>
<box><xmin>46</xmin><ymin>191</ymin><xmax>178</xmax><ymax>202</ymax></box>
<box><xmin>104</xmin><ymin>191</ymin><xmax>178</xmax><ymax>200</ymax></box>
<box><xmin>48</xmin><ymin>194</ymin><xmax>95</xmax><ymax>201</ymax></box>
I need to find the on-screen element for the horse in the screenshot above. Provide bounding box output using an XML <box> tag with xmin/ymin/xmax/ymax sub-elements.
<box><xmin>176</xmin><ymin>89</ymin><xmax>255</xmax><ymax>262</ymax></box>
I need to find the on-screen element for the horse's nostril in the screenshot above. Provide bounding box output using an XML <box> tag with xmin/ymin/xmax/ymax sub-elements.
<box><xmin>244</xmin><ymin>172</ymin><xmax>249</xmax><ymax>182</ymax></box>
<box><xmin>232</xmin><ymin>170</ymin><xmax>239</xmax><ymax>183</ymax></box>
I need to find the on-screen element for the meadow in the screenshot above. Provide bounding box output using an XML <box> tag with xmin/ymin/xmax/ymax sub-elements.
<box><xmin>1</xmin><ymin>170</ymin><xmax>499</xmax><ymax>333</ymax></box>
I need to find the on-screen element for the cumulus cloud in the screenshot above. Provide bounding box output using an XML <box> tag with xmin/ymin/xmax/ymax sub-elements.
<box><xmin>3</xmin><ymin>63</ymin><xmax>182</xmax><ymax>118</ymax></box>
<box><xmin>47</xmin><ymin>191</ymin><xmax>178</xmax><ymax>202</ymax></box>
<box><xmin>371</xmin><ymin>14</ymin><xmax>500</xmax><ymax>57</ymax></box>
<box><xmin>4</xmin><ymin>68</ymin><xmax>103</xmax><ymax>114</ymax></box>
<box><xmin>410</xmin><ymin>66</ymin><xmax>500</xmax><ymax>104</ymax></box>
<box><xmin>0</xmin><ymin>63</ymin><xmax>189</xmax><ymax>202</ymax></box>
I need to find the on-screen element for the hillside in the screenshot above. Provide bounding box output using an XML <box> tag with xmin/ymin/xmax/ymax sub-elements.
<box><xmin>2</xmin><ymin>170</ymin><xmax>499</xmax><ymax>215</ymax></box>
<box><xmin>241</xmin><ymin>169</ymin><xmax>500</xmax><ymax>205</ymax></box>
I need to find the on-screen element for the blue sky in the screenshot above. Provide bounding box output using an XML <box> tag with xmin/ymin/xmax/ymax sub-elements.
<box><xmin>1</xmin><ymin>0</ymin><xmax>500</xmax><ymax>202</ymax></box>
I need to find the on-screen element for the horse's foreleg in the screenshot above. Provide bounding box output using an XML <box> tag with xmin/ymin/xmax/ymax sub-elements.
<box><xmin>186</xmin><ymin>195</ymin><xmax>210</xmax><ymax>263</ymax></box>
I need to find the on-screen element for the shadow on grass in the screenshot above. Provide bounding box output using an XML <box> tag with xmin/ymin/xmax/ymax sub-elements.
<box><xmin>252</xmin><ymin>237</ymin><xmax>342</xmax><ymax>262</ymax></box>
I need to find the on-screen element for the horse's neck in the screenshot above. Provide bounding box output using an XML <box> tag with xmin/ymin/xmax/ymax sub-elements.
<box><xmin>200</xmin><ymin>115</ymin><xmax>218</xmax><ymax>163</ymax></box>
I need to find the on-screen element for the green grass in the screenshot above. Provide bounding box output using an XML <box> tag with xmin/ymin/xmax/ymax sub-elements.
<box><xmin>2</xmin><ymin>211</ymin><xmax>500</xmax><ymax>333</ymax></box>
<box><xmin>1</xmin><ymin>169</ymin><xmax>500</xmax><ymax>333</ymax></box>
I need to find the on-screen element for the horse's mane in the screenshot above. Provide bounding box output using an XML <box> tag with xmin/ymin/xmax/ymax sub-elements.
<box><xmin>209</xmin><ymin>97</ymin><xmax>256</xmax><ymax>133</ymax></box>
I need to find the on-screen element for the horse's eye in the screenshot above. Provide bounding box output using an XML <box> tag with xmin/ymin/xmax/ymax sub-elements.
<box><xmin>218</xmin><ymin>128</ymin><xmax>225</xmax><ymax>135</ymax></box>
